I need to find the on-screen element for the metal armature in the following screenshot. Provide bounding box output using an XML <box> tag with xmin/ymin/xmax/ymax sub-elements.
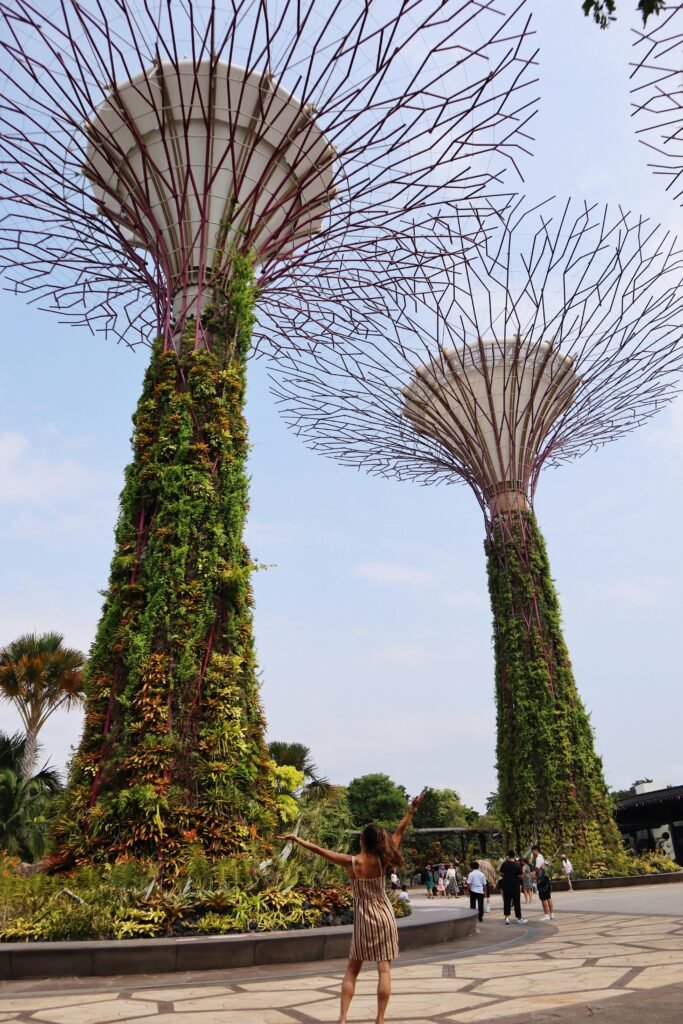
<box><xmin>271</xmin><ymin>197</ymin><xmax>683</xmax><ymax>522</ymax></box>
<box><xmin>632</xmin><ymin>3</ymin><xmax>683</xmax><ymax>203</ymax></box>
<box><xmin>0</xmin><ymin>0</ymin><xmax>538</xmax><ymax>352</ymax></box>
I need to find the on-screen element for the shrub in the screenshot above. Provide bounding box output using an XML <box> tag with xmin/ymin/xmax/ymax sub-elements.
<box><xmin>0</xmin><ymin>860</ymin><xmax>408</xmax><ymax>942</ymax></box>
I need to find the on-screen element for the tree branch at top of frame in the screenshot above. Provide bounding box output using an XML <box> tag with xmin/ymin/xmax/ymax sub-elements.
<box><xmin>0</xmin><ymin>0</ymin><xmax>539</xmax><ymax>353</ymax></box>
<box><xmin>583</xmin><ymin>0</ymin><xmax>665</xmax><ymax>28</ymax></box>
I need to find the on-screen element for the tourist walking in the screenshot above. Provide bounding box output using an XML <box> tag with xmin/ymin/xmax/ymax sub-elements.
<box><xmin>278</xmin><ymin>790</ymin><xmax>425</xmax><ymax>1024</ymax></box>
<box><xmin>520</xmin><ymin>858</ymin><xmax>533</xmax><ymax>903</ymax></box>
<box><xmin>424</xmin><ymin>864</ymin><xmax>435</xmax><ymax>898</ymax></box>
<box><xmin>536</xmin><ymin>864</ymin><xmax>555</xmax><ymax>920</ymax></box>
<box><xmin>478</xmin><ymin>858</ymin><xmax>497</xmax><ymax>913</ymax></box>
<box><xmin>561</xmin><ymin>855</ymin><xmax>574</xmax><ymax>891</ymax></box>
<box><xmin>499</xmin><ymin>851</ymin><xmax>528</xmax><ymax>925</ymax></box>
<box><xmin>466</xmin><ymin>860</ymin><xmax>487</xmax><ymax>922</ymax></box>
<box><xmin>445</xmin><ymin>862</ymin><xmax>458</xmax><ymax>897</ymax></box>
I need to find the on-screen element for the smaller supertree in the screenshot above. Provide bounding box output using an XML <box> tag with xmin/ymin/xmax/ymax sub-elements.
<box><xmin>271</xmin><ymin>197</ymin><xmax>683</xmax><ymax>856</ymax></box>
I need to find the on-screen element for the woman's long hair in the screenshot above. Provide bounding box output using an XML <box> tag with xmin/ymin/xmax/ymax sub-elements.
<box><xmin>361</xmin><ymin>823</ymin><xmax>404</xmax><ymax>869</ymax></box>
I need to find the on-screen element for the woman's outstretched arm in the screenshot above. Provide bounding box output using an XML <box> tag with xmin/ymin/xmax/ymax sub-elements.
<box><xmin>391</xmin><ymin>790</ymin><xmax>426</xmax><ymax>848</ymax></box>
<box><xmin>277</xmin><ymin>834</ymin><xmax>353</xmax><ymax>868</ymax></box>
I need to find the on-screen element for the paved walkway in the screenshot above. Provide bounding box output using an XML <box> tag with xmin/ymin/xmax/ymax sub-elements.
<box><xmin>1</xmin><ymin>885</ymin><xmax>682</xmax><ymax>1023</ymax></box>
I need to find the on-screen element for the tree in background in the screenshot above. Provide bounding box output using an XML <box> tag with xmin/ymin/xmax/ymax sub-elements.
<box><xmin>412</xmin><ymin>788</ymin><xmax>471</xmax><ymax>830</ymax></box>
<box><xmin>0</xmin><ymin>732</ymin><xmax>63</xmax><ymax>862</ymax></box>
<box><xmin>347</xmin><ymin>774</ymin><xmax>408</xmax><ymax>828</ymax></box>
<box><xmin>0</xmin><ymin>633</ymin><xmax>85</xmax><ymax>780</ymax></box>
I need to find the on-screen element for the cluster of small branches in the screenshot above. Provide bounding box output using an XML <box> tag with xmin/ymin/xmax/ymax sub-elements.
<box><xmin>270</xmin><ymin>197</ymin><xmax>683</xmax><ymax>510</ymax></box>
<box><xmin>631</xmin><ymin>3</ymin><xmax>683</xmax><ymax>203</ymax></box>
<box><xmin>0</xmin><ymin>0</ymin><xmax>538</xmax><ymax>351</ymax></box>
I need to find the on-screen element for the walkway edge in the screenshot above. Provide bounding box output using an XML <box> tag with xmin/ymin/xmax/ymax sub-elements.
<box><xmin>0</xmin><ymin>907</ymin><xmax>478</xmax><ymax>981</ymax></box>
<box><xmin>552</xmin><ymin>870</ymin><xmax>683</xmax><ymax>892</ymax></box>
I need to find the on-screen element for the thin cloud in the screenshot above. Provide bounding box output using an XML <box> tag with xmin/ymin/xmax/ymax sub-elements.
<box><xmin>445</xmin><ymin>589</ymin><xmax>488</xmax><ymax>610</ymax></box>
<box><xmin>599</xmin><ymin>577</ymin><xmax>667</xmax><ymax>607</ymax></box>
<box><xmin>353</xmin><ymin>561</ymin><xmax>436</xmax><ymax>586</ymax></box>
<box><xmin>0</xmin><ymin>431</ymin><xmax>115</xmax><ymax>506</ymax></box>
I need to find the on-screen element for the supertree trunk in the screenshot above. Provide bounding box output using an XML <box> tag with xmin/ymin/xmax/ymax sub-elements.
<box><xmin>55</xmin><ymin>256</ymin><xmax>277</xmax><ymax>865</ymax></box>
<box><xmin>485</xmin><ymin>510</ymin><xmax>621</xmax><ymax>860</ymax></box>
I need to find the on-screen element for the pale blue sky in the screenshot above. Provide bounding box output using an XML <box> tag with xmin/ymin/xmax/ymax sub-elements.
<box><xmin>1</xmin><ymin>1</ymin><xmax>682</xmax><ymax>811</ymax></box>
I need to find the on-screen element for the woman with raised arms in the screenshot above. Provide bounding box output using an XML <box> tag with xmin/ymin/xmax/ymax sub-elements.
<box><xmin>278</xmin><ymin>790</ymin><xmax>425</xmax><ymax>1024</ymax></box>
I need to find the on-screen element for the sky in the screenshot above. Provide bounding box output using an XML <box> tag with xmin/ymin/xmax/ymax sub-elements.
<box><xmin>1</xmin><ymin>0</ymin><xmax>683</xmax><ymax>813</ymax></box>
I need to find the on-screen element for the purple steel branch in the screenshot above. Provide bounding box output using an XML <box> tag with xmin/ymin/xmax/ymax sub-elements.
<box><xmin>270</xmin><ymin>196</ymin><xmax>683</xmax><ymax>522</ymax></box>
<box><xmin>631</xmin><ymin>3</ymin><xmax>683</xmax><ymax>203</ymax></box>
<box><xmin>0</xmin><ymin>0</ymin><xmax>538</xmax><ymax>352</ymax></box>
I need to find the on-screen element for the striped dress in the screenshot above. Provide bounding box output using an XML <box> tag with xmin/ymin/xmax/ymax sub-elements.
<box><xmin>349</xmin><ymin>856</ymin><xmax>399</xmax><ymax>962</ymax></box>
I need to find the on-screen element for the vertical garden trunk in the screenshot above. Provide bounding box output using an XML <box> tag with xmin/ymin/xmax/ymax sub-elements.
<box><xmin>485</xmin><ymin>509</ymin><xmax>622</xmax><ymax>863</ymax></box>
<box><xmin>55</xmin><ymin>258</ymin><xmax>276</xmax><ymax>865</ymax></box>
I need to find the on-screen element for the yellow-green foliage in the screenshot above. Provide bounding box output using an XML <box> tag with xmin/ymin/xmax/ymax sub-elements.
<box><xmin>273</xmin><ymin>764</ymin><xmax>305</xmax><ymax>825</ymax></box>
<box><xmin>486</xmin><ymin>511</ymin><xmax>623</xmax><ymax>864</ymax></box>
<box><xmin>0</xmin><ymin>857</ymin><xmax>397</xmax><ymax>942</ymax></box>
<box><xmin>53</xmin><ymin>255</ymin><xmax>277</xmax><ymax>867</ymax></box>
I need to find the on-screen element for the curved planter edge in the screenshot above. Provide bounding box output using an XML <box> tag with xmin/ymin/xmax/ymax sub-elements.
<box><xmin>0</xmin><ymin>908</ymin><xmax>478</xmax><ymax>981</ymax></box>
<box><xmin>551</xmin><ymin>870</ymin><xmax>683</xmax><ymax>892</ymax></box>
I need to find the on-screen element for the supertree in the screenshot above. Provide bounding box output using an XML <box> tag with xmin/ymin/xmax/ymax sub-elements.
<box><xmin>271</xmin><ymin>197</ymin><xmax>683</xmax><ymax>856</ymax></box>
<box><xmin>0</xmin><ymin>0</ymin><xmax>537</xmax><ymax>866</ymax></box>
<box><xmin>631</xmin><ymin>3</ymin><xmax>683</xmax><ymax>203</ymax></box>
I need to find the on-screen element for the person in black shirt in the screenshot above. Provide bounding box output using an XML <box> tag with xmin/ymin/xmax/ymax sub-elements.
<box><xmin>498</xmin><ymin>851</ymin><xmax>528</xmax><ymax>925</ymax></box>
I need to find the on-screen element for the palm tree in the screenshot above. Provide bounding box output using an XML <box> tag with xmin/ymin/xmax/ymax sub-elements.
<box><xmin>268</xmin><ymin>741</ymin><xmax>332</xmax><ymax>800</ymax></box>
<box><xmin>0</xmin><ymin>633</ymin><xmax>85</xmax><ymax>779</ymax></box>
<box><xmin>0</xmin><ymin>731</ymin><xmax>63</xmax><ymax>861</ymax></box>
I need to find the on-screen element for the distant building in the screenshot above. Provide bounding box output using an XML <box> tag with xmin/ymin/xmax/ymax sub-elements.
<box><xmin>615</xmin><ymin>784</ymin><xmax>683</xmax><ymax>864</ymax></box>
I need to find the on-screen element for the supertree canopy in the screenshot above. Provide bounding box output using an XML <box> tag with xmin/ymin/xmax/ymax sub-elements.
<box><xmin>272</xmin><ymin>197</ymin><xmax>683</xmax><ymax>855</ymax></box>
<box><xmin>631</xmin><ymin>3</ymin><xmax>683</xmax><ymax>203</ymax></box>
<box><xmin>0</xmin><ymin>0</ymin><xmax>538</xmax><ymax>866</ymax></box>
<box><xmin>0</xmin><ymin>0</ymin><xmax>538</xmax><ymax>349</ymax></box>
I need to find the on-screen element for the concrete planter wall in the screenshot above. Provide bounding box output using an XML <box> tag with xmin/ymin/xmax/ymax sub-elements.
<box><xmin>551</xmin><ymin>870</ymin><xmax>683</xmax><ymax>892</ymax></box>
<box><xmin>0</xmin><ymin>907</ymin><xmax>478</xmax><ymax>981</ymax></box>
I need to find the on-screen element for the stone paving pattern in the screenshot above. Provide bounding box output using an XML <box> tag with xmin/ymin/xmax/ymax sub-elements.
<box><xmin>1</xmin><ymin>886</ymin><xmax>682</xmax><ymax>1023</ymax></box>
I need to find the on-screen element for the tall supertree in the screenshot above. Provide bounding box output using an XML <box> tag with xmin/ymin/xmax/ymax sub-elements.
<box><xmin>0</xmin><ymin>1</ymin><xmax>537</xmax><ymax>865</ymax></box>
<box><xmin>272</xmin><ymin>197</ymin><xmax>683</xmax><ymax>857</ymax></box>
<box><xmin>631</xmin><ymin>4</ymin><xmax>683</xmax><ymax>202</ymax></box>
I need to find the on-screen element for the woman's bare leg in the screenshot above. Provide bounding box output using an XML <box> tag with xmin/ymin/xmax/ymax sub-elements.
<box><xmin>339</xmin><ymin>958</ymin><xmax>363</xmax><ymax>1023</ymax></box>
<box><xmin>376</xmin><ymin>961</ymin><xmax>392</xmax><ymax>1024</ymax></box>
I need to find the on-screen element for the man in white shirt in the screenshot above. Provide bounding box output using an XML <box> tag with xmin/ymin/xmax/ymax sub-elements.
<box><xmin>531</xmin><ymin>845</ymin><xmax>545</xmax><ymax>873</ymax></box>
<box><xmin>466</xmin><ymin>861</ymin><xmax>487</xmax><ymax>922</ymax></box>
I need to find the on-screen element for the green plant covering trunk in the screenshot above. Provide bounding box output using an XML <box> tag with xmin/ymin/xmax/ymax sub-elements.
<box><xmin>55</xmin><ymin>256</ymin><xmax>277</xmax><ymax>866</ymax></box>
<box><xmin>485</xmin><ymin>509</ymin><xmax>622</xmax><ymax>863</ymax></box>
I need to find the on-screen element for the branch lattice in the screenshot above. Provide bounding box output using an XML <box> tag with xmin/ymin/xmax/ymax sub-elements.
<box><xmin>0</xmin><ymin>0</ymin><xmax>538</xmax><ymax>351</ymax></box>
<box><xmin>631</xmin><ymin>3</ymin><xmax>683</xmax><ymax>203</ymax></box>
<box><xmin>271</xmin><ymin>197</ymin><xmax>683</xmax><ymax>513</ymax></box>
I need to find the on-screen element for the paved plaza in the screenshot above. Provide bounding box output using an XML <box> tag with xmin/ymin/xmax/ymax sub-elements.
<box><xmin>1</xmin><ymin>884</ymin><xmax>682</xmax><ymax>1023</ymax></box>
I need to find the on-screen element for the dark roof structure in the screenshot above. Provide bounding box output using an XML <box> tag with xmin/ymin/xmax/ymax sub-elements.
<box><xmin>616</xmin><ymin>785</ymin><xmax>683</xmax><ymax>813</ymax></box>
